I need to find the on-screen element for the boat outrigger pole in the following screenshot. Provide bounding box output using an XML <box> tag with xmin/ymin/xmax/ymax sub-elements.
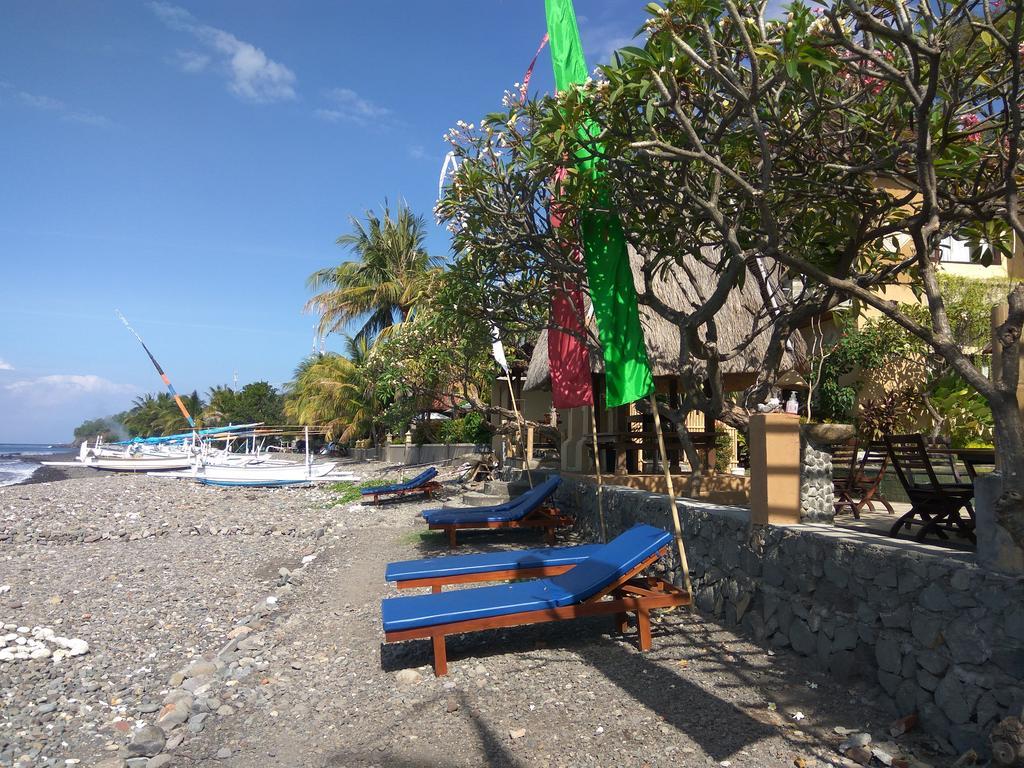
<box><xmin>115</xmin><ymin>309</ymin><xmax>195</xmax><ymax>428</ymax></box>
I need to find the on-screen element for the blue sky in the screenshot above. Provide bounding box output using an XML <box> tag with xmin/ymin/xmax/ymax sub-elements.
<box><xmin>0</xmin><ymin>0</ymin><xmax>652</xmax><ymax>442</ymax></box>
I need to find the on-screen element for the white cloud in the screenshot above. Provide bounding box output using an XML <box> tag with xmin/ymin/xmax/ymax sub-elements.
<box><xmin>408</xmin><ymin>144</ymin><xmax>428</xmax><ymax>161</ymax></box>
<box><xmin>149</xmin><ymin>2</ymin><xmax>296</xmax><ymax>103</ymax></box>
<box><xmin>315</xmin><ymin>87</ymin><xmax>391</xmax><ymax>126</ymax></box>
<box><xmin>0</xmin><ymin>374</ymin><xmax>138</xmax><ymax>442</ymax></box>
<box><xmin>0</xmin><ymin>359</ymin><xmax>12</xmax><ymax>371</ymax></box>
<box><xmin>174</xmin><ymin>49</ymin><xmax>211</xmax><ymax>74</ymax></box>
<box><xmin>4</xmin><ymin>374</ymin><xmax>136</xmax><ymax>404</ymax></box>
<box><xmin>0</xmin><ymin>82</ymin><xmax>112</xmax><ymax>127</ymax></box>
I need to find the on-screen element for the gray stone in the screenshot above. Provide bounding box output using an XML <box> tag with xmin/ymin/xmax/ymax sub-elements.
<box><xmin>916</xmin><ymin>668</ymin><xmax>940</xmax><ymax>691</ymax></box>
<box><xmin>948</xmin><ymin>723</ymin><xmax>986</xmax><ymax>754</ymax></box>
<box><xmin>823</xmin><ymin>556</ymin><xmax>849</xmax><ymax>588</ymax></box>
<box><xmin>976</xmin><ymin>692</ymin><xmax>1001</xmax><ymax>728</ymax></box>
<box><xmin>992</xmin><ymin>647</ymin><xmax>1024</xmax><ymax>675</ymax></box>
<box><xmin>918</xmin><ymin>583</ymin><xmax>951</xmax><ymax>612</ymax></box>
<box><xmin>934</xmin><ymin>671</ymin><xmax>972</xmax><ymax>724</ymax></box>
<box><xmin>125</xmin><ymin>760</ymin><xmax>150</xmax><ymax>768</ymax></box>
<box><xmin>127</xmin><ymin>725</ymin><xmax>166</xmax><ymax>758</ymax></box>
<box><xmin>879</xmin><ymin>605</ymin><xmax>911</xmax><ymax>630</ymax></box>
<box><xmin>917</xmin><ymin>702</ymin><xmax>953</xmax><ymax>752</ymax></box>
<box><xmin>895</xmin><ymin>679</ymin><xmax>918</xmax><ymax>715</ymax></box>
<box><xmin>911</xmin><ymin>612</ymin><xmax>943</xmax><ymax>648</ymax></box>
<box><xmin>148</xmin><ymin>756</ymin><xmax>174</xmax><ymax>768</ymax></box>
<box><xmin>877</xmin><ymin>670</ymin><xmax>901</xmax><ymax>696</ymax></box>
<box><xmin>1006</xmin><ymin>605</ymin><xmax>1024</xmax><ymax>642</ymax></box>
<box><xmin>897</xmin><ymin>571</ymin><xmax>923</xmax><ymax>595</ymax></box>
<box><xmin>917</xmin><ymin>649</ymin><xmax>948</xmax><ymax>676</ymax></box>
<box><xmin>216</xmin><ymin>747</ymin><xmax>232</xmax><ymax>759</ymax></box>
<box><xmin>186</xmin><ymin>660</ymin><xmax>217</xmax><ymax>679</ymax></box>
<box><xmin>832</xmin><ymin>624</ymin><xmax>859</xmax><ymax>652</ymax></box>
<box><xmin>790</xmin><ymin>619</ymin><xmax>815</xmax><ymax>656</ymax></box>
<box><xmin>875</xmin><ymin>636</ymin><xmax>902</xmax><ymax>674</ymax></box>
<box><xmin>943</xmin><ymin>616</ymin><xmax>992</xmax><ymax>665</ymax></box>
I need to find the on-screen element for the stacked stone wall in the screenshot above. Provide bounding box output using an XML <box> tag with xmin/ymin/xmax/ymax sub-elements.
<box><xmin>555</xmin><ymin>475</ymin><xmax>1024</xmax><ymax>754</ymax></box>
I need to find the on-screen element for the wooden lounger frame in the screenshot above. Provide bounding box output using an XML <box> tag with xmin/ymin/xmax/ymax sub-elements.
<box><xmin>428</xmin><ymin>504</ymin><xmax>573</xmax><ymax>547</ymax></box>
<box><xmin>384</xmin><ymin>547</ymin><xmax>691</xmax><ymax>676</ymax></box>
<box><xmin>366</xmin><ymin>480</ymin><xmax>442</xmax><ymax>505</ymax></box>
<box><xmin>396</xmin><ymin>563</ymin><xmax>579</xmax><ymax>593</ymax></box>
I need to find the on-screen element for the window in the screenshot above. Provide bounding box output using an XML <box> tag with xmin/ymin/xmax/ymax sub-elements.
<box><xmin>937</xmin><ymin>235</ymin><xmax>972</xmax><ymax>263</ymax></box>
<box><xmin>937</xmin><ymin>234</ymin><xmax>999</xmax><ymax>265</ymax></box>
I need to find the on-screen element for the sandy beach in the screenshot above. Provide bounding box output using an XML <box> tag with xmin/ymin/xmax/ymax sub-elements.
<box><xmin>0</xmin><ymin>468</ymin><xmax>954</xmax><ymax>768</ymax></box>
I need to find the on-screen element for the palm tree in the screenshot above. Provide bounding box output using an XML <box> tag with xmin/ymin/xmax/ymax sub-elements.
<box><xmin>285</xmin><ymin>344</ymin><xmax>378</xmax><ymax>443</ymax></box>
<box><xmin>203</xmin><ymin>386</ymin><xmax>237</xmax><ymax>427</ymax></box>
<box><xmin>305</xmin><ymin>201</ymin><xmax>440</xmax><ymax>344</ymax></box>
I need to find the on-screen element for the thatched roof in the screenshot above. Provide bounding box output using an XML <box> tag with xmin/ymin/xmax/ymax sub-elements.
<box><xmin>524</xmin><ymin>246</ymin><xmax>806</xmax><ymax>392</ymax></box>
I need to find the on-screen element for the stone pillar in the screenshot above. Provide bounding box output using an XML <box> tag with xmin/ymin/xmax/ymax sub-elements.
<box><xmin>800</xmin><ymin>438</ymin><xmax>835</xmax><ymax>523</ymax></box>
<box><xmin>749</xmin><ymin>413</ymin><xmax>801</xmax><ymax>525</ymax></box>
<box><xmin>976</xmin><ymin>472</ymin><xmax>1024</xmax><ymax>573</ymax></box>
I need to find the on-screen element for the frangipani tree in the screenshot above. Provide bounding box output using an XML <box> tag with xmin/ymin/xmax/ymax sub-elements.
<box><xmin>440</xmin><ymin>0</ymin><xmax>1024</xmax><ymax>528</ymax></box>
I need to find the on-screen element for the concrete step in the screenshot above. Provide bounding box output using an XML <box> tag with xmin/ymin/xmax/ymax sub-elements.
<box><xmin>460</xmin><ymin>491</ymin><xmax>510</xmax><ymax>507</ymax></box>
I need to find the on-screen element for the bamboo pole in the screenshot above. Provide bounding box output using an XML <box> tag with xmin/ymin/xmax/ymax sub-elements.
<box><xmin>648</xmin><ymin>392</ymin><xmax>693</xmax><ymax>598</ymax></box>
<box><xmin>588</xmin><ymin>404</ymin><xmax>608</xmax><ymax>543</ymax></box>
<box><xmin>504</xmin><ymin>376</ymin><xmax>534</xmax><ymax>488</ymax></box>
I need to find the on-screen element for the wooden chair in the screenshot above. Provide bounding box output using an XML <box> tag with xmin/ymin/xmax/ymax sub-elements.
<box><xmin>361</xmin><ymin>467</ymin><xmax>441</xmax><ymax>504</ymax></box>
<box><xmin>832</xmin><ymin>441</ymin><xmax>895</xmax><ymax>518</ymax></box>
<box><xmin>883</xmin><ymin>434</ymin><xmax>976</xmax><ymax>543</ymax></box>
<box><xmin>423</xmin><ymin>476</ymin><xmax>571</xmax><ymax>547</ymax></box>
<box><xmin>381</xmin><ymin>524</ymin><xmax>692</xmax><ymax>676</ymax></box>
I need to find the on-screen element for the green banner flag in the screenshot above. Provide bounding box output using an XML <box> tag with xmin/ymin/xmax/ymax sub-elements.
<box><xmin>545</xmin><ymin>0</ymin><xmax>654</xmax><ymax>408</ymax></box>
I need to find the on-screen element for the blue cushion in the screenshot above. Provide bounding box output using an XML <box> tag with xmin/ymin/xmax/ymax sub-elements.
<box><xmin>381</xmin><ymin>524</ymin><xmax>671</xmax><ymax>632</ymax></box>
<box><xmin>422</xmin><ymin>475</ymin><xmax>561</xmax><ymax>524</ymax></box>
<box><xmin>421</xmin><ymin>475</ymin><xmax>559</xmax><ymax>518</ymax></box>
<box><xmin>385</xmin><ymin>543</ymin><xmax>603</xmax><ymax>582</ymax></box>
<box><xmin>362</xmin><ymin>467</ymin><xmax>438</xmax><ymax>495</ymax></box>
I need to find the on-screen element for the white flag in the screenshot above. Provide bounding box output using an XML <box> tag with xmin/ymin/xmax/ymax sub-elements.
<box><xmin>490</xmin><ymin>324</ymin><xmax>509</xmax><ymax>373</ymax></box>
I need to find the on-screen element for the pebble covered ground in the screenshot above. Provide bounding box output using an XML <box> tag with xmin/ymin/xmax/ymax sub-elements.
<box><xmin>1</xmin><ymin>464</ymin><xmax>960</xmax><ymax>767</ymax></box>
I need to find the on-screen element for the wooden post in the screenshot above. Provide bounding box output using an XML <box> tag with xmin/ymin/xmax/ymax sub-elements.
<box><xmin>648</xmin><ymin>393</ymin><xmax>693</xmax><ymax>598</ymax></box>
<box><xmin>589</xmin><ymin>404</ymin><xmax>608</xmax><ymax>544</ymax></box>
<box><xmin>504</xmin><ymin>376</ymin><xmax>534</xmax><ymax>488</ymax></box>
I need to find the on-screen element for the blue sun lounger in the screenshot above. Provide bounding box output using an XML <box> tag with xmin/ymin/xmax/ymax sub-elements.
<box><xmin>361</xmin><ymin>467</ymin><xmax>441</xmax><ymax>503</ymax></box>
<box><xmin>381</xmin><ymin>524</ymin><xmax>691</xmax><ymax>675</ymax></box>
<box><xmin>421</xmin><ymin>475</ymin><xmax>569</xmax><ymax>546</ymax></box>
<box><xmin>385</xmin><ymin>543</ymin><xmax>604</xmax><ymax>592</ymax></box>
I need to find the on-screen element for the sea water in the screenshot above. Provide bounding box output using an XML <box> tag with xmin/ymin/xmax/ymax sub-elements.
<box><xmin>0</xmin><ymin>444</ymin><xmax>71</xmax><ymax>486</ymax></box>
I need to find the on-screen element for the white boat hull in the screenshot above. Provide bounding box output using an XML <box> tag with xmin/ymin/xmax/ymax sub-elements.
<box><xmin>77</xmin><ymin>456</ymin><xmax>194</xmax><ymax>472</ymax></box>
<box><xmin>198</xmin><ymin>462</ymin><xmax>336</xmax><ymax>482</ymax></box>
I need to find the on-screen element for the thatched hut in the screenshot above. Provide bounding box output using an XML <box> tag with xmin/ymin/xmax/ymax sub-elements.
<box><xmin>522</xmin><ymin>246</ymin><xmax>806</xmax><ymax>479</ymax></box>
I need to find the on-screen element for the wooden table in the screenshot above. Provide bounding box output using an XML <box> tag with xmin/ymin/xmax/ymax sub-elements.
<box><xmin>928</xmin><ymin>447</ymin><xmax>996</xmax><ymax>480</ymax></box>
<box><xmin>591</xmin><ymin>431</ymin><xmax>717</xmax><ymax>475</ymax></box>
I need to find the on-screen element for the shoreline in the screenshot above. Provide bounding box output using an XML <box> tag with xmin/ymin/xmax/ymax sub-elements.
<box><xmin>5</xmin><ymin>452</ymin><xmax>90</xmax><ymax>486</ymax></box>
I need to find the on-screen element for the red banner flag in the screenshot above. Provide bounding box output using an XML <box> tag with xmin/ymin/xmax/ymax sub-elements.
<box><xmin>548</xmin><ymin>168</ymin><xmax>593</xmax><ymax>409</ymax></box>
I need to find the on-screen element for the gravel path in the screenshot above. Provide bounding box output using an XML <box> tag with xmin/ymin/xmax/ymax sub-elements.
<box><xmin>1</xmin><ymin>467</ymin><xmax>955</xmax><ymax>768</ymax></box>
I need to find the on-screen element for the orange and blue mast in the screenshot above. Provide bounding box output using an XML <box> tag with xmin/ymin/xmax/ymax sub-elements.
<box><xmin>115</xmin><ymin>310</ymin><xmax>195</xmax><ymax>428</ymax></box>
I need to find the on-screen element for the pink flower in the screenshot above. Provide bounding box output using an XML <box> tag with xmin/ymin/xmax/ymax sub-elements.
<box><xmin>960</xmin><ymin>113</ymin><xmax>982</xmax><ymax>143</ymax></box>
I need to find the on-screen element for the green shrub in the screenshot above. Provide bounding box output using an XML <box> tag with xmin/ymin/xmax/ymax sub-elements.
<box><xmin>714</xmin><ymin>429</ymin><xmax>733</xmax><ymax>473</ymax></box>
<box><xmin>437</xmin><ymin>412</ymin><xmax>491</xmax><ymax>444</ymax></box>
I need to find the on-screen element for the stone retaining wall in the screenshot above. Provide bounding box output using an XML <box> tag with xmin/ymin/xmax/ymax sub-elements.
<box><xmin>384</xmin><ymin>443</ymin><xmax>486</xmax><ymax>466</ymax></box>
<box><xmin>555</xmin><ymin>475</ymin><xmax>1024</xmax><ymax>754</ymax></box>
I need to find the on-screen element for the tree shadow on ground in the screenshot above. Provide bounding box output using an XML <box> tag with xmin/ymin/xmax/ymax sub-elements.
<box><xmin>323</xmin><ymin>690</ymin><xmax>522</xmax><ymax>768</ymax></box>
<box><xmin>380</xmin><ymin>614</ymin><xmax>780</xmax><ymax>763</ymax></box>
<box><xmin>410</xmin><ymin>528</ymin><xmax>553</xmax><ymax>557</ymax></box>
